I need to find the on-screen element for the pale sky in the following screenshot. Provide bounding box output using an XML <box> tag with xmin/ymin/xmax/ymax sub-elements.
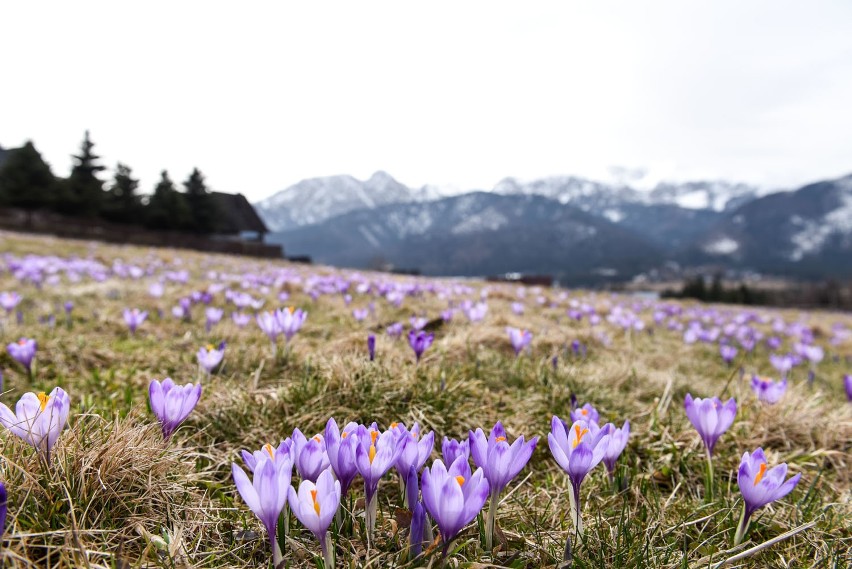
<box><xmin>2</xmin><ymin>1</ymin><xmax>852</xmax><ymax>202</ymax></box>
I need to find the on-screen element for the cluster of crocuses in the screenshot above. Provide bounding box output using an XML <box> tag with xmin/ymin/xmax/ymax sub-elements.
<box><xmin>684</xmin><ymin>394</ymin><xmax>801</xmax><ymax>544</ymax></box>
<box><xmin>231</xmin><ymin>419</ymin><xmax>544</xmax><ymax>565</ymax></box>
<box><xmin>256</xmin><ymin>306</ymin><xmax>307</xmax><ymax>354</ymax></box>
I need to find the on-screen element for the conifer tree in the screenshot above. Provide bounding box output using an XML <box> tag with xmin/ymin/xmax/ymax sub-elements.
<box><xmin>145</xmin><ymin>170</ymin><xmax>191</xmax><ymax>230</ymax></box>
<box><xmin>182</xmin><ymin>168</ymin><xmax>222</xmax><ymax>233</ymax></box>
<box><xmin>103</xmin><ymin>163</ymin><xmax>140</xmax><ymax>223</ymax></box>
<box><xmin>0</xmin><ymin>141</ymin><xmax>58</xmax><ymax>215</ymax></box>
<box><xmin>64</xmin><ymin>130</ymin><xmax>106</xmax><ymax>216</ymax></box>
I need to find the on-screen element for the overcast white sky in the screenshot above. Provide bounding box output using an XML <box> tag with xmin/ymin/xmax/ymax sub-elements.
<box><xmin>2</xmin><ymin>1</ymin><xmax>852</xmax><ymax>202</ymax></box>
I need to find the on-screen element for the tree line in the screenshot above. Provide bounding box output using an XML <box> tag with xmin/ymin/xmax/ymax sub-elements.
<box><xmin>0</xmin><ymin>132</ymin><xmax>223</xmax><ymax>234</ymax></box>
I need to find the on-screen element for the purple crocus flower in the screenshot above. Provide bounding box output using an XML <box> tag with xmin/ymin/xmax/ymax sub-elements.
<box><xmin>750</xmin><ymin>375</ymin><xmax>787</xmax><ymax>404</ymax></box>
<box><xmin>769</xmin><ymin>353</ymin><xmax>795</xmax><ymax>377</ymax></box>
<box><xmin>734</xmin><ymin>448</ymin><xmax>801</xmax><ymax>545</ymax></box>
<box><xmin>241</xmin><ymin>439</ymin><xmax>295</xmax><ymax>472</ymax></box>
<box><xmin>720</xmin><ymin>344</ymin><xmax>738</xmax><ymax>365</ymax></box>
<box><xmin>845</xmin><ymin>374</ymin><xmax>852</xmax><ymax>401</ymax></box>
<box><xmin>367</xmin><ymin>334</ymin><xmax>376</xmax><ymax>361</ymax></box>
<box><xmin>256</xmin><ymin>311</ymin><xmax>280</xmax><ymax>348</ymax></box>
<box><xmin>352</xmin><ymin>307</ymin><xmax>369</xmax><ymax>321</ymax></box>
<box><xmin>570</xmin><ymin>403</ymin><xmax>600</xmax><ymax>425</ymax></box>
<box><xmin>570</xmin><ymin>340</ymin><xmax>587</xmax><ymax>358</ymax></box>
<box><xmin>288</xmin><ymin>468</ymin><xmax>341</xmax><ymax>568</ymax></box>
<box><xmin>231</xmin><ymin>311</ymin><xmax>251</xmax><ymax>328</ymax></box>
<box><xmin>393</xmin><ymin>422</ymin><xmax>435</xmax><ymax>486</ymax></box>
<box><xmin>232</xmin><ymin>456</ymin><xmax>291</xmax><ymax>567</ymax></box>
<box><xmin>292</xmin><ymin>429</ymin><xmax>331</xmax><ymax>482</ymax></box>
<box><xmin>511</xmin><ymin>302</ymin><xmax>524</xmax><ymax>315</ymax></box>
<box><xmin>0</xmin><ymin>386</ymin><xmax>70</xmax><ymax>460</ymax></box>
<box><xmin>470</xmin><ymin>421</ymin><xmax>538</xmax><ymax>549</ymax></box>
<box><xmin>421</xmin><ymin>457</ymin><xmax>490</xmax><ymax>557</ymax></box>
<box><xmin>276</xmin><ymin>306</ymin><xmax>307</xmax><ymax>343</ymax></box>
<box><xmin>0</xmin><ymin>292</ymin><xmax>21</xmax><ymax>314</ymax></box>
<box><xmin>64</xmin><ymin>301</ymin><xmax>74</xmax><ymax>315</ymax></box>
<box><xmin>197</xmin><ymin>342</ymin><xmax>226</xmax><ymax>374</ymax></box>
<box><xmin>442</xmin><ymin>436</ymin><xmax>470</xmax><ymax>465</ymax></box>
<box><xmin>324</xmin><ymin>418</ymin><xmax>361</xmax><ymax>497</ymax></box>
<box><xmin>205</xmin><ymin>307</ymin><xmax>224</xmax><ymax>332</ymax></box>
<box><xmin>548</xmin><ymin>417</ymin><xmax>612</xmax><ymax>536</ymax></box>
<box><xmin>408</xmin><ymin>330</ymin><xmax>434</xmax><ymax>363</ymax></box>
<box><xmin>148</xmin><ymin>378</ymin><xmax>202</xmax><ymax>439</ymax></box>
<box><xmin>7</xmin><ymin>338</ymin><xmax>36</xmax><ymax>375</ymax></box>
<box><xmin>506</xmin><ymin>327</ymin><xmax>533</xmax><ymax>356</ymax></box>
<box><xmin>602</xmin><ymin>421</ymin><xmax>630</xmax><ymax>482</ymax></box>
<box><xmin>684</xmin><ymin>393</ymin><xmax>736</xmax><ymax>457</ymax></box>
<box><xmin>123</xmin><ymin>308</ymin><xmax>147</xmax><ymax>334</ymax></box>
<box><xmin>406</xmin><ymin>466</ymin><xmax>429</xmax><ymax>560</ymax></box>
<box><xmin>355</xmin><ymin>426</ymin><xmax>407</xmax><ymax>540</ymax></box>
<box><xmin>386</xmin><ymin>322</ymin><xmax>404</xmax><ymax>339</ymax></box>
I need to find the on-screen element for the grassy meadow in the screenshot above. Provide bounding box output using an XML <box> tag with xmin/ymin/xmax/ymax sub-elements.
<box><xmin>0</xmin><ymin>230</ymin><xmax>849</xmax><ymax>568</ymax></box>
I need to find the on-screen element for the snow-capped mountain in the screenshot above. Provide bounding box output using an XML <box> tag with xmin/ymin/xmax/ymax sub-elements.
<box><xmin>255</xmin><ymin>171</ymin><xmax>458</xmax><ymax>232</ymax></box>
<box><xmin>684</xmin><ymin>174</ymin><xmax>852</xmax><ymax>277</ymax></box>
<box><xmin>267</xmin><ymin>193</ymin><xmax>661</xmax><ymax>284</ymax></box>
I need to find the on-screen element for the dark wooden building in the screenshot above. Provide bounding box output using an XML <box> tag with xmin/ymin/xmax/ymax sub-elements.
<box><xmin>209</xmin><ymin>192</ymin><xmax>269</xmax><ymax>242</ymax></box>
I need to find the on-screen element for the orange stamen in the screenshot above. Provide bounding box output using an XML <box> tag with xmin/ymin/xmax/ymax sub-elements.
<box><xmin>311</xmin><ymin>489</ymin><xmax>321</xmax><ymax>515</ymax></box>
<box><xmin>754</xmin><ymin>463</ymin><xmax>767</xmax><ymax>486</ymax></box>
<box><xmin>264</xmin><ymin>443</ymin><xmax>275</xmax><ymax>458</ymax></box>
<box><xmin>390</xmin><ymin>422</ymin><xmax>399</xmax><ymax>429</ymax></box>
<box><xmin>370</xmin><ymin>430</ymin><xmax>378</xmax><ymax>444</ymax></box>
<box><xmin>37</xmin><ymin>392</ymin><xmax>49</xmax><ymax>412</ymax></box>
<box><xmin>342</xmin><ymin>431</ymin><xmax>348</xmax><ymax>439</ymax></box>
<box><xmin>572</xmin><ymin>425</ymin><xmax>589</xmax><ymax>448</ymax></box>
<box><xmin>496</xmin><ymin>436</ymin><xmax>507</xmax><ymax>443</ymax></box>
<box><xmin>287</xmin><ymin>306</ymin><xmax>295</xmax><ymax>314</ymax></box>
<box><xmin>455</xmin><ymin>476</ymin><xmax>465</xmax><ymax>486</ymax></box>
<box><xmin>580</xmin><ymin>409</ymin><xmax>588</xmax><ymax>416</ymax></box>
<box><xmin>369</xmin><ymin>445</ymin><xmax>376</xmax><ymax>464</ymax></box>
<box><xmin>313</xmin><ymin>435</ymin><xmax>322</xmax><ymax>443</ymax></box>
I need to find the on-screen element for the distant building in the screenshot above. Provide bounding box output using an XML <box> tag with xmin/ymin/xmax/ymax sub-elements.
<box><xmin>209</xmin><ymin>192</ymin><xmax>269</xmax><ymax>242</ymax></box>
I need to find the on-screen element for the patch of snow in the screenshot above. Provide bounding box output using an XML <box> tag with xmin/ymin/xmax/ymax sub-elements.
<box><xmin>358</xmin><ymin>225</ymin><xmax>381</xmax><ymax>248</ymax></box>
<box><xmin>788</xmin><ymin>189</ymin><xmax>852</xmax><ymax>261</ymax></box>
<box><xmin>450</xmin><ymin>208</ymin><xmax>508</xmax><ymax>235</ymax></box>
<box><xmin>704</xmin><ymin>237</ymin><xmax>739</xmax><ymax>255</ymax></box>
<box><xmin>676</xmin><ymin>190</ymin><xmax>710</xmax><ymax>210</ymax></box>
<box><xmin>602</xmin><ymin>209</ymin><xmax>624</xmax><ymax>223</ymax></box>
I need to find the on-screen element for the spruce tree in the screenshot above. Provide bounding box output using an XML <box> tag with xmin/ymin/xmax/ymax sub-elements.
<box><xmin>0</xmin><ymin>141</ymin><xmax>58</xmax><ymax>215</ymax></box>
<box><xmin>64</xmin><ymin>130</ymin><xmax>106</xmax><ymax>217</ymax></box>
<box><xmin>103</xmin><ymin>163</ymin><xmax>140</xmax><ymax>223</ymax></box>
<box><xmin>182</xmin><ymin>168</ymin><xmax>222</xmax><ymax>234</ymax></box>
<box><xmin>145</xmin><ymin>170</ymin><xmax>191</xmax><ymax>230</ymax></box>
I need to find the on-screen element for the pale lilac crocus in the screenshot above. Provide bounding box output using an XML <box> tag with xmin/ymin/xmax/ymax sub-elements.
<box><xmin>352</xmin><ymin>307</ymin><xmax>369</xmax><ymax>321</ymax></box>
<box><xmin>356</xmin><ymin>426</ymin><xmax>407</xmax><ymax>541</ymax></box>
<box><xmin>548</xmin><ymin>417</ymin><xmax>612</xmax><ymax>536</ymax></box>
<box><xmin>0</xmin><ymin>292</ymin><xmax>22</xmax><ymax>314</ymax></box>
<box><xmin>197</xmin><ymin>342</ymin><xmax>226</xmax><ymax>374</ymax></box>
<box><xmin>232</xmin><ymin>456</ymin><xmax>292</xmax><ymax>567</ymax></box>
<box><xmin>7</xmin><ymin>338</ymin><xmax>36</xmax><ymax>375</ymax></box>
<box><xmin>367</xmin><ymin>334</ymin><xmax>376</xmax><ymax>361</ymax></box>
<box><xmin>205</xmin><ymin>307</ymin><xmax>224</xmax><ymax>332</ymax></box>
<box><xmin>602</xmin><ymin>421</ymin><xmax>630</xmax><ymax>483</ymax></box>
<box><xmin>410</xmin><ymin>316</ymin><xmax>428</xmax><ymax>331</ymax></box>
<box><xmin>288</xmin><ymin>468</ymin><xmax>341</xmax><ymax>568</ymax></box>
<box><xmin>123</xmin><ymin>308</ymin><xmax>147</xmax><ymax>334</ymax></box>
<box><xmin>421</xmin><ymin>456</ymin><xmax>490</xmax><ymax>557</ymax></box>
<box><xmin>408</xmin><ymin>330</ymin><xmax>434</xmax><ymax>363</ymax></box>
<box><xmin>386</xmin><ymin>322</ymin><xmax>404</xmax><ymax>339</ymax></box>
<box><xmin>506</xmin><ymin>327</ymin><xmax>533</xmax><ymax>356</ymax></box>
<box><xmin>241</xmin><ymin>439</ymin><xmax>295</xmax><ymax>473</ymax></box>
<box><xmin>393</xmin><ymin>422</ymin><xmax>435</xmax><ymax>498</ymax></box>
<box><xmin>734</xmin><ymin>448</ymin><xmax>801</xmax><ymax>545</ymax></box>
<box><xmin>570</xmin><ymin>403</ymin><xmax>599</xmax><ymax>425</ymax></box>
<box><xmin>470</xmin><ymin>421</ymin><xmax>538</xmax><ymax>549</ymax></box>
<box><xmin>292</xmin><ymin>429</ymin><xmax>331</xmax><ymax>482</ymax></box>
<box><xmin>231</xmin><ymin>311</ymin><xmax>251</xmax><ymax>328</ymax></box>
<box><xmin>750</xmin><ymin>375</ymin><xmax>787</xmax><ymax>404</ymax></box>
<box><xmin>720</xmin><ymin>344</ymin><xmax>738</xmax><ymax>365</ymax></box>
<box><xmin>277</xmin><ymin>306</ymin><xmax>307</xmax><ymax>343</ymax></box>
<box><xmin>684</xmin><ymin>394</ymin><xmax>737</xmax><ymax>457</ymax></box>
<box><xmin>769</xmin><ymin>353</ymin><xmax>795</xmax><ymax>377</ymax></box>
<box><xmin>0</xmin><ymin>386</ymin><xmax>70</xmax><ymax>460</ymax></box>
<box><xmin>324</xmin><ymin>418</ymin><xmax>361</xmax><ymax>497</ymax></box>
<box><xmin>442</xmin><ymin>436</ymin><xmax>470</xmax><ymax>465</ymax></box>
<box><xmin>256</xmin><ymin>311</ymin><xmax>281</xmax><ymax>350</ymax></box>
<box><xmin>845</xmin><ymin>375</ymin><xmax>852</xmax><ymax>401</ymax></box>
<box><xmin>511</xmin><ymin>302</ymin><xmax>524</xmax><ymax>315</ymax></box>
<box><xmin>148</xmin><ymin>378</ymin><xmax>202</xmax><ymax>439</ymax></box>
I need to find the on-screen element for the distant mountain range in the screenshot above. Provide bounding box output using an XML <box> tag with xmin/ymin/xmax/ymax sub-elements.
<box><xmin>258</xmin><ymin>171</ymin><xmax>852</xmax><ymax>283</ymax></box>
